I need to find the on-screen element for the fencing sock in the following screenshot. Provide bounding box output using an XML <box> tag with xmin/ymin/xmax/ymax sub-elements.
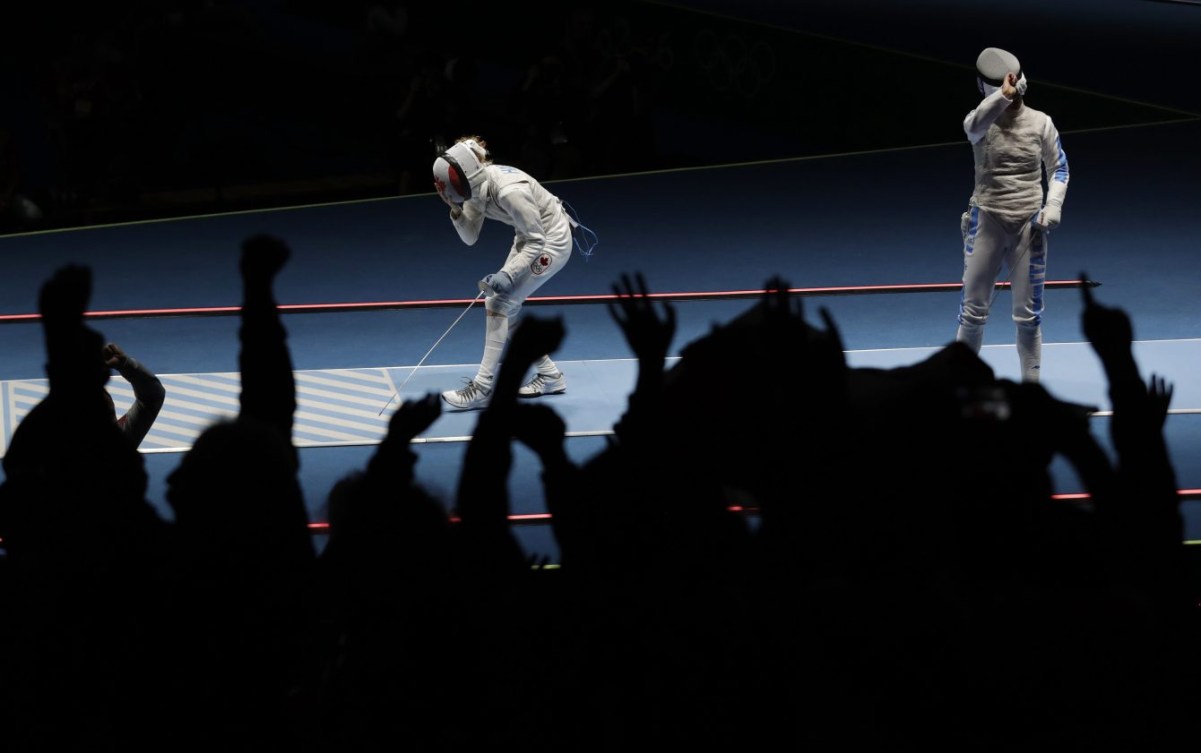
<box><xmin>475</xmin><ymin>312</ymin><xmax>509</xmax><ymax>388</ymax></box>
<box><xmin>956</xmin><ymin>322</ymin><xmax>984</xmax><ymax>353</ymax></box>
<box><xmin>534</xmin><ymin>355</ymin><xmax>560</xmax><ymax>376</ymax></box>
<box><xmin>1017</xmin><ymin>324</ymin><xmax>1042</xmax><ymax>383</ymax></box>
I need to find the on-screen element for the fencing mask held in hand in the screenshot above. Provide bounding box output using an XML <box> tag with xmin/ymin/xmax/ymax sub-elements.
<box><xmin>977</xmin><ymin>47</ymin><xmax>1028</xmax><ymax>98</ymax></box>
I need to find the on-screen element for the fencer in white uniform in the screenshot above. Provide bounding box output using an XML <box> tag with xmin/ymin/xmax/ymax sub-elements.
<box><xmin>433</xmin><ymin>136</ymin><xmax>573</xmax><ymax>409</ymax></box>
<box><xmin>956</xmin><ymin>47</ymin><xmax>1070</xmax><ymax>383</ymax></box>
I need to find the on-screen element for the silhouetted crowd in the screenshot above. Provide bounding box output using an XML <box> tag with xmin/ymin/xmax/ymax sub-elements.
<box><xmin>1</xmin><ymin>237</ymin><xmax>1199</xmax><ymax>752</ymax></box>
<box><xmin>4</xmin><ymin>3</ymin><xmax>662</xmax><ymax>232</ymax></box>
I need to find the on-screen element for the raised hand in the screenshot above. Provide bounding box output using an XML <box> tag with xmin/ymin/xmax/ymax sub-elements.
<box><xmin>435</xmin><ymin>181</ymin><xmax>462</xmax><ymax>211</ymax></box>
<box><xmin>761</xmin><ymin>276</ymin><xmax>846</xmax><ymax>376</ymax></box>
<box><xmin>240</xmin><ymin>234</ymin><xmax>291</xmax><ymax>286</ymax></box>
<box><xmin>761</xmin><ymin>275</ymin><xmax>800</xmax><ymax>324</ymax></box>
<box><xmin>816</xmin><ymin>307</ymin><xmax>846</xmax><ymax>354</ymax></box>
<box><xmin>387</xmin><ymin>391</ymin><xmax>442</xmax><ymax>444</ymax></box>
<box><xmin>1146</xmin><ymin>373</ymin><xmax>1174</xmax><ymax>430</ymax></box>
<box><xmin>368</xmin><ymin>392</ymin><xmax>441</xmax><ymax>485</ymax></box>
<box><xmin>1001</xmin><ymin>71</ymin><xmax>1019</xmax><ymax>99</ymax></box>
<box><xmin>1079</xmin><ymin>272</ymin><xmax>1133</xmax><ymax>362</ymax></box>
<box><xmin>102</xmin><ymin>342</ymin><xmax>128</xmax><ymax>368</ymax></box>
<box><xmin>607</xmin><ymin>272</ymin><xmax>676</xmax><ymax>365</ymax></box>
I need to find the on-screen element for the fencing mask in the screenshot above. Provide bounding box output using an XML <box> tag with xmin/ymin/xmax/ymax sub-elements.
<box><xmin>432</xmin><ymin>139</ymin><xmax>488</xmax><ymax>204</ymax></box>
<box><xmin>976</xmin><ymin>47</ymin><xmax>1028</xmax><ymax>98</ymax></box>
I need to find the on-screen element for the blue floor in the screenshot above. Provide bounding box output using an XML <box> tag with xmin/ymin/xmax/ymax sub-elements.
<box><xmin>2</xmin><ymin>115</ymin><xmax>1199</xmax><ymax>558</ymax></box>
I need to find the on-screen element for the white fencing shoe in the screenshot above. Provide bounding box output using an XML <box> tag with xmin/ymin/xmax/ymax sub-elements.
<box><xmin>518</xmin><ymin>371</ymin><xmax>566</xmax><ymax>397</ymax></box>
<box><xmin>441</xmin><ymin>379</ymin><xmax>492</xmax><ymax>410</ymax></box>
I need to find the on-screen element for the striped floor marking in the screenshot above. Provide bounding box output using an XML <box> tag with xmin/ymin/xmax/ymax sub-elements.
<box><xmin>1</xmin><ymin>367</ymin><xmax>397</xmax><ymax>456</ymax></box>
<box><xmin>3</xmin><ymin>340</ymin><xmax>1198</xmax><ymax>457</ymax></box>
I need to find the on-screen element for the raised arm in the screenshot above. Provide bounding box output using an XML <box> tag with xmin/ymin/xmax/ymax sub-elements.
<box><xmin>39</xmin><ymin>265</ymin><xmax>109</xmax><ymax>405</ymax></box>
<box><xmin>105</xmin><ymin>342</ymin><xmax>166</xmax><ymax>447</ymax></box>
<box><xmin>608</xmin><ymin>272</ymin><xmax>676</xmax><ymax>444</ymax></box>
<box><xmin>449</xmin><ymin>196</ymin><xmax>487</xmax><ymax>246</ymax></box>
<box><xmin>238</xmin><ymin>234</ymin><xmax>297</xmax><ymax>441</ymax></box>
<box><xmin>963</xmin><ymin>73</ymin><xmax>1019</xmax><ymax>144</ymax></box>
<box><xmin>454</xmin><ymin>315</ymin><xmax>565</xmax><ymax>571</ymax></box>
<box><xmin>368</xmin><ymin>392</ymin><xmax>442</xmax><ymax>488</ymax></box>
<box><xmin>1079</xmin><ymin>274</ymin><xmax>1181</xmax><ymax>550</ymax></box>
<box><xmin>512</xmin><ymin>403</ymin><xmax>582</xmax><ymax>562</ymax></box>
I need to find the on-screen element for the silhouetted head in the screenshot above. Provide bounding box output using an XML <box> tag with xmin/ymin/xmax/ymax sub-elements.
<box><xmin>167</xmin><ymin>417</ymin><xmax>308</xmax><ymax>554</ymax></box>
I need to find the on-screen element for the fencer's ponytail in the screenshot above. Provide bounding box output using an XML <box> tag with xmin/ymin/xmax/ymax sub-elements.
<box><xmin>456</xmin><ymin>135</ymin><xmax>491</xmax><ymax>164</ymax></box>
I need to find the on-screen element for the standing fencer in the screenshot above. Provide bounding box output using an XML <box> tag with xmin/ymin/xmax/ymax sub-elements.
<box><xmin>956</xmin><ymin>47</ymin><xmax>1069</xmax><ymax>382</ymax></box>
<box><xmin>432</xmin><ymin>135</ymin><xmax>572</xmax><ymax>409</ymax></box>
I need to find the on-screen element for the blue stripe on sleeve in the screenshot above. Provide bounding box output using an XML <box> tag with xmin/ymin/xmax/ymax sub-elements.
<box><xmin>1053</xmin><ymin>137</ymin><xmax>1069</xmax><ymax>183</ymax></box>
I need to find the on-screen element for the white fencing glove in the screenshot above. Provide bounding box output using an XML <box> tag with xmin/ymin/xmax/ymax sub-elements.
<box><xmin>478</xmin><ymin>270</ymin><xmax>514</xmax><ymax>297</ymax></box>
<box><xmin>1033</xmin><ymin>181</ymin><xmax>1066</xmax><ymax>232</ymax></box>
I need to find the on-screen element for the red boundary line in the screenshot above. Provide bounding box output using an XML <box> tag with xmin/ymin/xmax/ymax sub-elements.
<box><xmin>0</xmin><ymin>280</ymin><xmax>1099</xmax><ymax>324</ymax></box>
<box><xmin>0</xmin><ymin>488</ymin><xmax>1194</xmax><ymax>546</ymax></box>
<box><xmin>299</xmin><ymin>487</ymin><xmax>1201</xmax><ymax>534</ymax></box>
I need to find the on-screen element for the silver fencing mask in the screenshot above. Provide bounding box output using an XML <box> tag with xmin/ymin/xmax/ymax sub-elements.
<box><xmin>976</xmin><ymin>47</ymin><xmax>1028</xmax><ymax>98</ymax></box>
<box><xmin>432</xmin><ymin>139</ymin><xmax>488</xmax><ymax>204</ymax></box>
